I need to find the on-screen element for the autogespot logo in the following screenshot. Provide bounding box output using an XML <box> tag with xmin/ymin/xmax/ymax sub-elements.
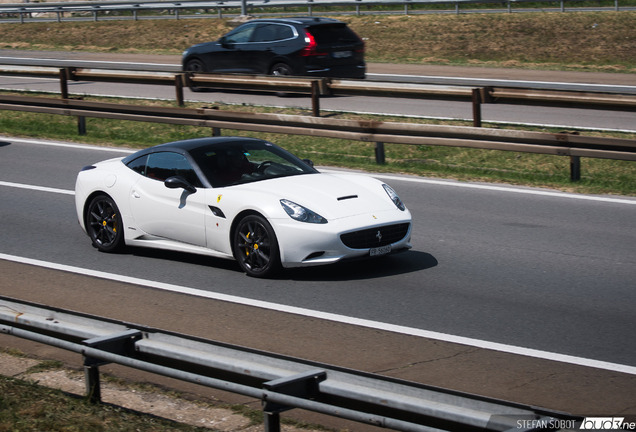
<box><xmin>580</xmin><ymin>418</ymin><xmax>636</xmax><ymax>430</ymax></box>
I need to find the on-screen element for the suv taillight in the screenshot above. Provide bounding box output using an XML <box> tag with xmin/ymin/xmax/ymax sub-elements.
<box><xmin>300</xmin><ymin>31</ymin><xmax>328</xmax><ymax>57</ymax></box>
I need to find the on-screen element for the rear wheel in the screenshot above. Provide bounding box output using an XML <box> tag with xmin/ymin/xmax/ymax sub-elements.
<box><xmin>233</xmin><ymin>215</ymin><xmax>280</xmax><ymax>278</ymax></box>
<box><xmin>270</xmin><ymin>63</ymin><xmax>295</xmax><ymax>97</ymax></box>
<box><xmin>270</xmin><ymin>63</ymin><xmax>293</xmax><ymax>76</ymax></box>
<box><xmin>86</xmin><ymin>195</ymin><xmax>124</xmax><ymax>253</ymax></box>
<box><xmin>184</xmin><ymin>59</ymin><xmax>207</xmax><ymax>92</ymax></box>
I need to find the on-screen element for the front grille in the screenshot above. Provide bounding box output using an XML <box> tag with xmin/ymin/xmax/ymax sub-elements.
<box><xmin>340</xmin><ymin>223</ymin><xmax>410</xmax><ymax>249</ymax></box>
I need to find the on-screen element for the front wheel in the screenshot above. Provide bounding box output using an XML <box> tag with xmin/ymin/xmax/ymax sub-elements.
<box><xmin>233</xmin><ymin>215</ymin><xmax>281</xmax><ymax>278</ymax></box>
<box><xmin>86</xmin><ymin>195</ymin><xmax>124</xmax><ymax>253</ymax></box>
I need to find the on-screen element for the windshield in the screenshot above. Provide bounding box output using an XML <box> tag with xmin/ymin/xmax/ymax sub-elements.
<box><xmin>190</xmin><ymin>140</ymin><xmax>317</xmax><ymax>188</ymax></box>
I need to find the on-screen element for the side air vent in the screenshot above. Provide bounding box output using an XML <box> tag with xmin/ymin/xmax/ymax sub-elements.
<box><xmin>209</xmin><ymin>206</ymin><xmax>226</xmax><ymax>218</ymax></box>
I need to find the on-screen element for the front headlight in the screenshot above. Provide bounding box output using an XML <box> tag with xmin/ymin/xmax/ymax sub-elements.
<box><xmin>383</xmin><ymin>184</ymin><xmax>406</xmax><ymax>211</ymax></box>
<box><xmin>280</xmin><ymin>199</ymin><xmax>327</xmax><ymax>224</ymax></box>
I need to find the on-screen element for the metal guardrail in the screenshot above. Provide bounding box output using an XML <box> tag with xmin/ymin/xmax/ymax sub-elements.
<box><xmin>0</xmin><ymin>0</ymin><xmax>627</xmax><ymax>23</ymax></box>
<box><xmin>3</xmin><ymin>65</ymin><xmax>636</xmax><ymax>121</ymax></box>
<box><xmin>1</xmin><ymin>92</ymin><xmax>635</xmax><ymax>181</ymax></box>
<box><xmin>0</xmin><ymin>295</ymin><xmax>581</xmax><ymax>431</ymax></box>
<box><xmin>1</xmin><ymin>65</ymin><xmax>635</xmax><ymax>180</ymax></box>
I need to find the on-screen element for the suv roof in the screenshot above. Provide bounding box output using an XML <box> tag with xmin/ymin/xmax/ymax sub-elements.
<box><xmin>243</xmin><ymin>17</ymin><xmax>345</xmax><ymax>27</ymax></box>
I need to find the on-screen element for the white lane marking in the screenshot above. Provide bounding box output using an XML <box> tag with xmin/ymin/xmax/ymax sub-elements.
<box><xmin>1</xmin><ymin>136</ymin><xmax>135</xmax><ymax>153</ymax></box>
<box><xmin>0</xmin><ymin>181</ymin><xmax>74</xmax><ymax>195</ymax></box>
<box><xmin>0</xmin><ymin>56</ymin><xmax>178</xmax><ymax>68</ymax></box>
<box><xmin>6</xmin><ymin>137</ymin><xmax>636</xmax><ymax>205</ymax></box>
<box><xmin>367</xmin><ymin>73</ymin><xmax>636</xmax><ymax>91</ymax></box>
<box><xmin>317</xmin><ymin>108</ymin><xmax>636</xmax><ymax>134</ymax></box>
<box><xmin>1</xmin><ymin>251</ymin><xmax>635</xmax><ymax>376</ymax></box>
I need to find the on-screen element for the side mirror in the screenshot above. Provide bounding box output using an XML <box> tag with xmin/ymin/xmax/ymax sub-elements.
<box><xmin>302</xmin><ymin>158</ymin><xmax>314</xmax><ymax>168</ymax></box>
<box><xmin>165</xmin><ymin>176</ymin><xmax>196</xmax><ymax>194</ymax></box>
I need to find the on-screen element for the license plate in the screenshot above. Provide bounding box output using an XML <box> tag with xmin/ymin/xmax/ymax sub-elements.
<box><xmin>370</xmin><ymin>245</ymin><xmax>391</xmax><ymax>257</ymax></box>
<box><xmin>333</xmin><ymin>51</ymin><xmax>352</xmax><ymax>59</ymax></box>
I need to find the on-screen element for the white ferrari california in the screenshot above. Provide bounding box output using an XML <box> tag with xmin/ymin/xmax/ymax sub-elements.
<box><xmin>75</xmin><ymin>137</ymin><xmax>412</xmax><ymax>277</ymax></box>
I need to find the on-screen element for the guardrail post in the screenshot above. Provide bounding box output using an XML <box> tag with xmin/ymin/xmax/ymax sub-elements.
<box><xmin>262</xmin><ymin>370</ymin><xmax>326</xmax><ymax>432</ymax></box>
<box><xmin>84</xmin><ymin>363</ymin><xmax>102</xmax><ymax>403</ymax></box>
<box><xmin>264</xmin><ymin>412</ymin><xmax>281</xmax><ymax>432</ymax></box>
<box><xmin>175</xmin><ymin>74</ymin><xmax>185</xmax><ymax>107</ymax></box>
<box><xmin>308</xmin><ymin>0</ymin><xmax>312</xmax><ymax>16</ymax></box>
<box><xmin>570</xmin><ymin>156</ymin><xmax>581</xmax><ymax>181</ymax></box>
<box><xmin>78</xmin><ymin>115</ymin><xmax>87</xmax><ymax>135</ymax></box>
<box><xmin>472</xmin><ymin>88</ymin><xmax>482</xmax><ymax>127</ymax></box>
<box><xmin>375</xmin><ymin>142</ymin><xmax>386</xmax><ymax>164</ymax></box>
<box><xmin>59</xmin><ymin>68</ymin><xmax>69</xmax><ymax>100</ymax></box>
<box><xmin>81</xmin><ymin>330</ymin><xmax>143</xmax><ymax>403</ymax></box>
<box><xmin>311</xmin><ymin>80</ymin><xmax>320</xmax><ymax>117</ymax></box>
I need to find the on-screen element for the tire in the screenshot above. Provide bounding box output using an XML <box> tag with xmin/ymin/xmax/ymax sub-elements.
<box><xmin>86</xmin><ymin>195</ymin><xmax>125</xmax><ymax>253</ymax></box>
<box><xmin>233</xmin><ymin>214</ymin><xmax>281</xmax><ymax>278</ymax></box>
<box><xmin>270</xmin><ymin>63</ymin><xmax>295</xmax><ymax>97</ymax></box>
<box><xmin>270</xmin><ymin>63</ymin><xmax>293</xmax><ymax>76</ymax></box>
<box><xmin>184</xmin><ymin>59</ymin><xmax>207</xmax><ymax>92</ymax></box>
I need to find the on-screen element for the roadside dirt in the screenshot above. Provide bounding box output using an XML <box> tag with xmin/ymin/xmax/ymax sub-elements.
<box><xmin>0</xmin><ymin>351</ymin><xmax>321</xmax><ymax>432</ymax></box>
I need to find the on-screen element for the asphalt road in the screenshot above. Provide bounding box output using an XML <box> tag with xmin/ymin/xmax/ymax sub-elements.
<box><xmin>1</xmin><ymin>50</ymin><xmax>636</xmax><ymax>131</ymax></box>
<box><xmin>1</xmin><ymin>136</ymin><xmax>635</xmax><ymax>365</ymax></box>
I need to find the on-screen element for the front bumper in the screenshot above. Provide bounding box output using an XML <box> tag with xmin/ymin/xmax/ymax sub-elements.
<box><xmin>273</xmin><ymin>209</ymin><xmax>412</xmax><ymax>268</ymax></box>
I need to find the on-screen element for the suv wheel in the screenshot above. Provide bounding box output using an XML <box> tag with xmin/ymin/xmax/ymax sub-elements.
<box><xmin>270</xmin><ymin>63</ymin><xmax>293</xmax><ymax>76</ymax></box>
<box><xmin>184</xmin><ymin>59</ymin><xmax>206</xmax><ymax>92</ymax></box>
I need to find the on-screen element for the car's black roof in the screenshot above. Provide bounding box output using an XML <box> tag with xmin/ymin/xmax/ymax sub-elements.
<box><xmin>121</xmin><ymin>137</ymin><xmax>267</xmax><ymax>163</ymax></box>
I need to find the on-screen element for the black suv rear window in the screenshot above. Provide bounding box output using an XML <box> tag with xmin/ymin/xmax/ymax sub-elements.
<box><xmin>308</xmin><ymin>24</ymin><xmax>361</xmax><ymax>44</ymax></box>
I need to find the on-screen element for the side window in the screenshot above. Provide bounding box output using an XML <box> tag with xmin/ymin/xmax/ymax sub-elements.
<box><xmin>254</xmin><ymin>24</ymin><xmax>295</xmax><ymax>42</ymax></box>
<box><xmin>225</xmin><ymin>24</ymin><xmax>257</xmax><ymax>44</ymax></box>
<box><xmin>146</xmin><ymin>152</ymin><xmax>202</xmax><ymax>187</ymax></box>
<box><xmin>254</xmin><ymin>24</ymin><xmax>278</xmax><ymax>42</ymax></box>
<box><xmin>126</xmin><ymin>154</ymin><xmax>148</xmax><ymax>176</ymax></box>
<box><xmin>278</xmin><ymin>25</ymin><xmax>294</xmax><ymax>40</ymax></box>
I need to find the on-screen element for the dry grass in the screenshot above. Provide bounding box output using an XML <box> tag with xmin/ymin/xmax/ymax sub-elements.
<box><xmin>341</xmin><ymin>12</ymin><xmax>636</xmax><ymax>71</ymax></box>
<box><xmin>0</xmin><ymin>12</ymin><xmax>635</xmax><ymax>71</ymax></box>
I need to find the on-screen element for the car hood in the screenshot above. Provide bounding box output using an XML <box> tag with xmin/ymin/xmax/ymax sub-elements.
<box><xmin>235</xmin><ymin>172</ymin><xmax>398</xmax><ymax>220</ymax></box>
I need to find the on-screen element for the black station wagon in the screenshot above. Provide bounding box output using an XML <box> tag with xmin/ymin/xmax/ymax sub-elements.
<box><xmin>181</xmin><ymin>17</ymin><xmax>366</xmax><ymax>82</ymax></box>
